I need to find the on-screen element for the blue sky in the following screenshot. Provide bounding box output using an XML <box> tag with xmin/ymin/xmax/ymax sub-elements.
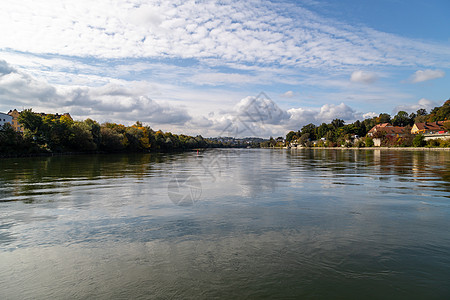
<box><xmin>0</xmin><ymin>0</ymin><xmax>449</xmax><ymax>137</ymax></box>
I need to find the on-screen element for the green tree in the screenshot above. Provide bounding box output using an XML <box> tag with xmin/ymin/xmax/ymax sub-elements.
<box><xmin>285</xmin><ymin>131</ymin><xmax>299</xmax><ymax>143</ymax></box>
<box><xmin>331</xmin><ymin>119</ymin><xmax>345</xmax><ymax>129</ymax></box>
<box><xmin>69</xmin><ymin>121</ymin><xmax>97</xmax><ymax>151</ymax></box>
<box><xmin>377</xmin><ymin>113</ymin><xmax>391</xmax><ymax>124</ymax></box>
<box><xmin>428</xmin><ymin>100</ymin><xmax>450</xmax><ymax>121</ymax></box>
<box><xmin>84</xmin><ymin>119</ymin><xmax>101</xmax><ymax>147</ymax></box>
<box><xmin>365</xmin><ymin>137</ymin><xmax>374</xmax><ymax>147</ymax></box>
<box><xmin>416</xmin><ymin>108</ymin><xmax>427</xmax><ymax>116</ymax></box>
<box><xmin>125</xmin><ymin>126</ymin><xmax>145</xmax><ymax>151</ymax></box>
<box><xmin>100</xmin><ymin>127</ymin><xmax>125</xmax><ymax>151</ymax></box>
<box><xmin>352</xmin><ymin>120</ymin><xmax>366</xmax><ymax>136</ymax></box>
<box><xmin>298</xmin><ymin>133</ymin><xmax>310</xmax><ymax>146</ymax></box>
<box><xmin>0</xmin><ymin>123</ymin><xmax>29</xmax><ymax>153</ymax></box>
<box><xmin>412</xmin><ymin>134</ymin><xmax>426</xmax><ymax>147</ymax></box>
<box><xmin>317</xmin><ymin>123</ymin><xmax>329</xmax><ymax>138</ymax></box>
<box><xmin>325</xmin><ymin>130</ymin><xmax>336</xmax><ymax>142</ymax></box>
<box><xmin>17</xmin><ymin>109</ymin><xmax>43</xmax><ymax>134</ymax></box>
<box><xmin>392</xmin><ymin>111</ymin><xmax>411</xmax><ymax>127</ymax></box>
<box><xmin>415</xmin><ymin>115</ymin><xmax>428</xmax><ymax>123</ymax></box>
<box><xmin>300</xmin><ymin>124</ymin><xmax>317</xmax><ymax>140</ymax></box>
<box><xmin>39</xmin><ymin>115</ymin><xmax>72</xmax><ymax>151</ymax></box>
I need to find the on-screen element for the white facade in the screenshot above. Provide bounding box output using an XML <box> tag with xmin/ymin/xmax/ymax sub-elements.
<box><xmin>0</xmin><ymin>112</ymin><xmax>13</xmax><ymax>127</ymax></box>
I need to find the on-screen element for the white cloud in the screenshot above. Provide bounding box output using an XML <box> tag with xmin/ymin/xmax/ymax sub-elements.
<box><xmin>363</xmin><ymin>112</ymin><xmax>378</xmax><ymax>119</ymax></box>
<box><xmin>286</xmin><ymin>107</ymin><xmax>318</xmax><ymax>126</ymax></box>
<box><xmin>1</xmin><ymin>0</ymin><xmax>449</xmax><ymax>69</ymax></box>
<box><xmin>234</xmin><ymin>94</ymin><xmax>289</xmax><ymax>125</ymax></box>
<box><xmin>1</xmin><ymin>0</ymin><xmax>448</xmax><ymax>132</ymax></box>
<box><xmin>0</xmin><ymin>60</ymin><xmax>191</xmax><ymax>126</ymax></box>
<box><xmin>393</xmin><ymin>98</ymin><xmax>438</xmax><ymax>114</ymax></box>
<box><xmin>0</xmin><ymin>58</ymin><xmax>396</xmax><ymax>138</ymax></box>
<box><xmin>317</xmin><ymin>103</ymin><xmax>357</xmax><ymax>123</ymax></box>
<box><xmin>350</xmin><ymin>70</ymin><xmax>378</xmax><ymax>84</ymax></box>
<box><xmin>286</xmin><ymin>103</ymin><xmax>359</xmax><ymax>129</ymax></box>
<box><xmin>191</xmin><ymin>96</ymin><xmax>363</xmax><ymax>137</ymax></box>
<box><xmin>0</xmin><ymin>60</ymin><xmax>16</xmax><ymax>75</ymax></box>
<box><xmin>281</xmin><ymin>91</ymin><xmax>294</xmax><ymax>98</ymax></box>
<box><xmin>187</xmin><ymin>72</ymin><xmax>258</xmax><ymax>86</ymax></box>
<box><xmin>410</xmin><ymin>69</ymin><xmax>445</xmax><ymax>83</ymax></box>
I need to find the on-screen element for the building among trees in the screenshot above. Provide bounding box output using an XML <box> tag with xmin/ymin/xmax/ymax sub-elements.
<box><xmin>411</xmin><ymin>121</ymin><xmax>449</xmax><ymax>135</ymax></box>
<box><xmin>0</xmin><ymin>112</ymin><xmax>13</xmax><ymax>127</ymax></box>
<box><xmin>7</xmin><ymin>109</ymin><xmax>22</xmax><ymax>132</ymax></box>
<box><xmin>367</xmin><ymin>123</ymin><xmax>408</xmax><ymax>137</ymax></box>
<box><xmin>7</xmin><ymin>109</ymin><xmax>72</xmax><ymax>132</ymax></box>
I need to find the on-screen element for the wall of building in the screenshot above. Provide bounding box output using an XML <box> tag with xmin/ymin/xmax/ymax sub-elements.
<box><xmin>423</xmin><ymin>134</ymin><xmax>450</xmax><ymax>141</ymax></box>
<box><xmin>373</xmin><ymin>138</ymin><xmax>382</xmax><ymax>147</ymax></box>
<box><xmin>0</xmin><ymin>113</ymin><xmax>13</xmax><ymax>127</ymax></box>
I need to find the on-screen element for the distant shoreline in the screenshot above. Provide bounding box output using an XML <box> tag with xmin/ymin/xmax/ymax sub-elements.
<box><xmin>265</xmin><ymin>147</ymin><xmax>450</xmax><ymax>151</ymax></box>
<box><xmin>0</xmin><ymin>149</ymin><xmax>191</xmax><ymax>159</ymax></box>
<box><xmin>2</xmin><ymin>147</ymin><xmax>450</xmax><ymax>159</ymax></box>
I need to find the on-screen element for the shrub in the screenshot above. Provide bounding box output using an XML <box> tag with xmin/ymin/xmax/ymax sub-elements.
<box><xmin>439</xmin><ymin>139</ymin><xmax>450</xmax><ymax>148</ymax></box>
<box><xmin>100</xmin><ymin>127</ymin><xmax>125</xmax><ymax>151</ymax></box>
<box><xmin>426</xmin><ymin>139</ymin><xmax>441</xmax><ymax>148</ymax></box>
<box><xmin>412</xmin><ymin>134</ymin><xmax>426</xmax><ymax>147</ymax></box>
<box><xmin>69</xmin><ymin>122</ymin><xmax>97</xmax><ymax>151</ymax></box>
<box><xmin>365</xmin><ymin>137</ymin><xmax>374</xmax><ymax>147</ymax></box>
<box><xmin>355</xmin><ymin>139</ymin><xmax>365</xmax><ymax>148</ymax></box>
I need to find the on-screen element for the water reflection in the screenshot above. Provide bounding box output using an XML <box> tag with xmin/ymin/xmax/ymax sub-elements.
<box><xmin>0</xmin><ymin>149</ymin><xmax>450</xmax><ymax>299</ymax></box>
<box><xmin>0</xmin><ymin>153</ymin><xmax>173</xmax><ymax>203</ymax></box>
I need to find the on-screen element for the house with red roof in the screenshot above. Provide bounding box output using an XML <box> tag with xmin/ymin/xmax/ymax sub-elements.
<box><xmin>411</xmin><ymin>121</ymin><xmax>449</xmax><ymax>135</ymax></box>
<box><xmin>367</xmin><ymin>123</ymin><xmax>407</xmax><ymax>137</ymax></box>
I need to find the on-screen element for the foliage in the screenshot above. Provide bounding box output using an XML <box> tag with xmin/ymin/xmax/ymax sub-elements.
<box><xmin>426</xmin><ymin>139</ymin><xmax>441</xmax><ymax>148</ymax></box>
<box><xmin>284</xmin><ymin>98</ymin><xmax>449</xmax><ymax>148</ymax></box>
<box><xmin>439</xmin><ymin>139</ymin><xmax>450</xmax><ymax>147</ymax></box>
<box><xmin>17</xmin><ymin>109</ymin><xmax>43</xmax><ymax>134</ymax></box>
<box><xmin>2</xmin><ymin>110</ymin><xmax>239</xmax><ymax>155</ymax></box>
<box><xmin>428</xmin><ymin>100</ymin><xmax>450</xmax><ymax>122</ymax></box>
<box><xmin>392</xmin><ymin>111</ymin><xmax>414</xmax><ymax>127</ymax></box>
<box><xmin>298</xmin><ymin>133</ymin><xmax>310</xmax><ymax>146</ymax></box>
<box><xmin>365</xmin><ymin>137</ymin><xmax>374</xmax><ymax>147</ymax></box>
<box><xmin>285</xmin><ymin>131</ymin><xmax>299</xmax><ymax>143</ymax></box>
<box><xmin>69</xmin><ymin>121</ymin><xmax>97</xmax><ymax>151</ymax></box>
<box><xmin>100</xmin><ymin>127</ymin><xmax>126</xmax><ymax>151</ymax></box>
<box><xmin>0</xmin><ymin>123</ymin><xmax>33</xmax><ymax>154</ymax></box>
<box><xmin>443</xmin><ymin>121</ymin><xmax>450</xmax><ymax>132</ymax></box>
<box><xmin>354</xmin><ymin>139</ymin><xmax>365</xmax><ymax>148</ymax></box>
<box><xmin>331</xmin><ymin>119</ymin><xmax>345</xmax><ymax>129</ymax></box>
<box><xmin>412</xmin><ymin>134</ymin><xmax>426</xmax><ymax>147</ymax></box>
<box><xmin>300</xmin><ymin>124</ymin><xmax>317</xmax><ymax>141</ymax></box>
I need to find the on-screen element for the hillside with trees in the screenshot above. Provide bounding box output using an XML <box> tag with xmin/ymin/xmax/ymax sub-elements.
<box><xmin>284</xmin><ymin>99</ymin><xmax>450</xmax><ymax>148</ymax></box>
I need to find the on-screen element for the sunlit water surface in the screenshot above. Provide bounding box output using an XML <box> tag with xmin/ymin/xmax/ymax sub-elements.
<box><xmin>1</xmin><ymin>149</ymin><xmax>449</xmax><ymax>299</ymax></box>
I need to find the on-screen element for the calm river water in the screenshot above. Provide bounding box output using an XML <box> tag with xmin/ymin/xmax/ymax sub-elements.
<box><xmin>0</xmin><ymin>149</ymin><xmax>449</xmax><ymax>299</ymax></box>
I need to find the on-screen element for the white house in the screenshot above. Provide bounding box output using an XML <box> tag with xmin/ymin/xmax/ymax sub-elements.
<box><xmin>0</xmin><ymin>112</ymin><xmax>13</xmax><ymax>127</ymax></box>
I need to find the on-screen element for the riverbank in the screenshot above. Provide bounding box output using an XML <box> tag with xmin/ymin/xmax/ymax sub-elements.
<box><xmin>286</xmin><ymin>147</ymin><xmax>450</xmax><ymax>151</ymax></box>
<box><xmin>0</xmin><ymin>147</ymin><xmax>229</xmax><ymax>159</ymax></box>
<box><xmin>0</xmin><ymin>151</ymin><xmax>110</xmax><ymax>159</ymax></box>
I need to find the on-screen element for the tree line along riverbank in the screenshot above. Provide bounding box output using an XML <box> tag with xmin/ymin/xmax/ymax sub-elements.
<box><xmin>0</xmin><ymin>109</ymin><xmax>259</xmax><ymax>156</ymax></box>
<box><xmin>262</xmin><ymin>99</ymin><xmax>450</xmax><ymax>149</ymax></box>
<box><xmin>2</xmin><ymin>99</ymin><xmax>449</xmax><ymax>155</ymax></box>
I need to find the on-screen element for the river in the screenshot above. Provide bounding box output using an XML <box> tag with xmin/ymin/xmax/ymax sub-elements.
<box><xmin>1</xmin><ymin>149</ymin><xmax>449</xmax><ymax>299</ymax></box>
